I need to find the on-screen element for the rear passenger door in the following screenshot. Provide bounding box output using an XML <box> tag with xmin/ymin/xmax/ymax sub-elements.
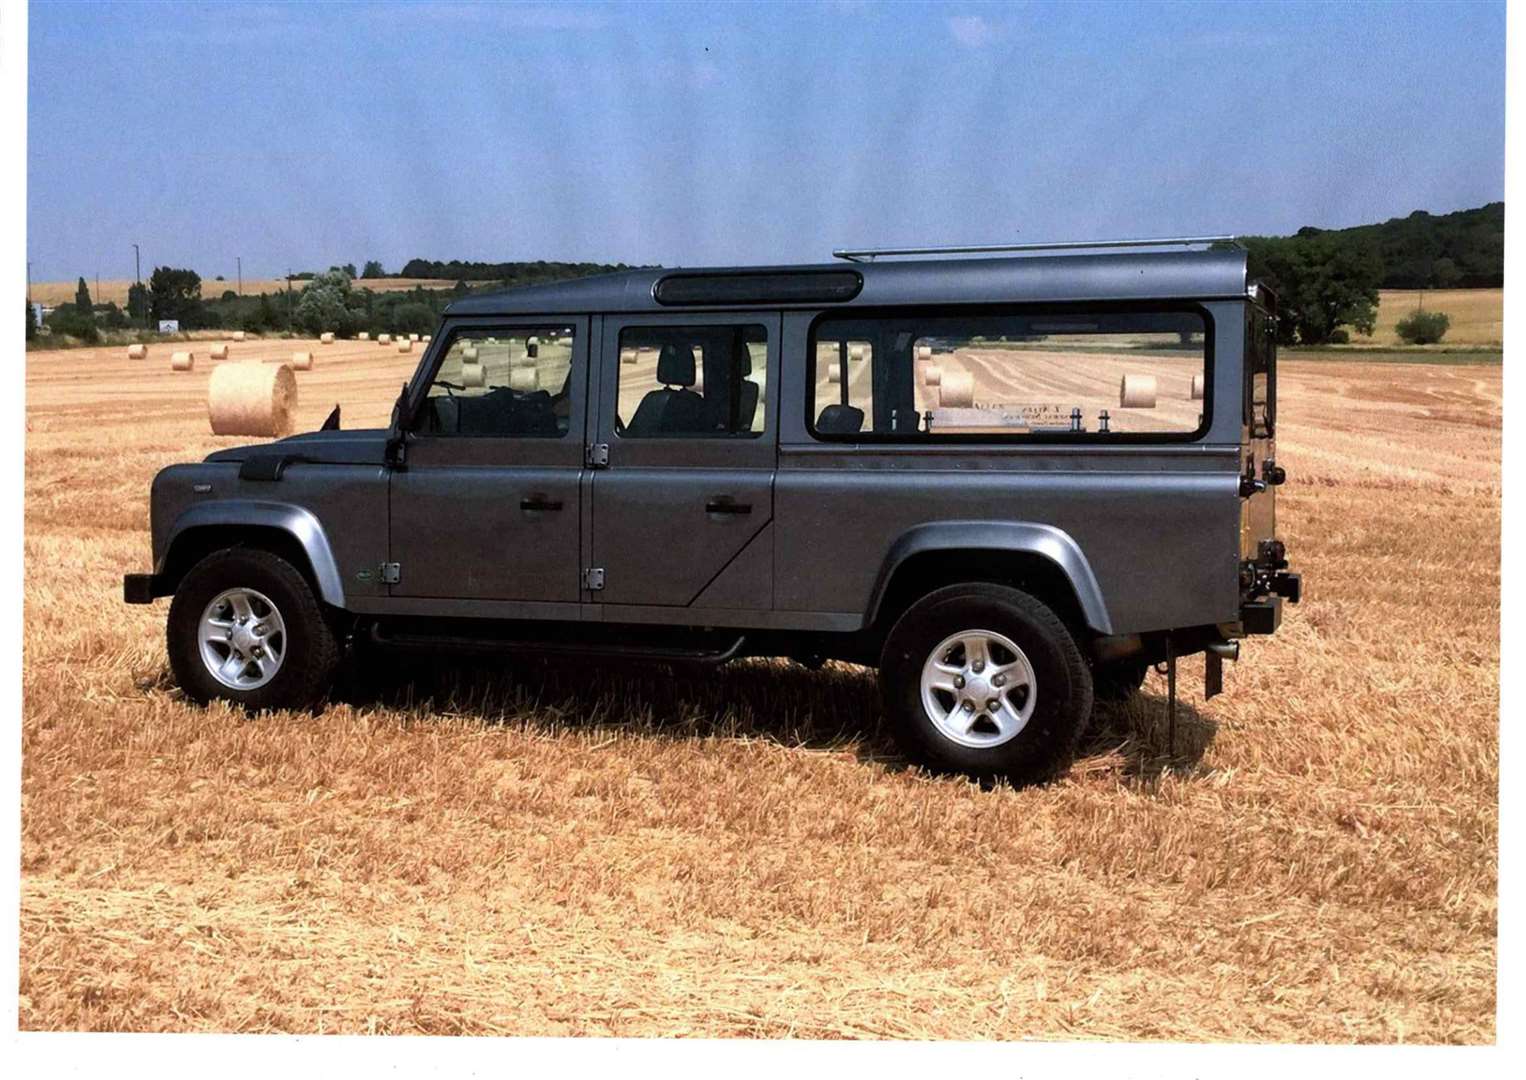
<box><xmin>589</xmin><ymin>313</ymin><xmax>779</xmax><ymax>612</ymax></box>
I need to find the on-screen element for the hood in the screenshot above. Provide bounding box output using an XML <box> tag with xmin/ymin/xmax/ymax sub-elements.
<box><xmin>204</xmin><ymin>428</ymin><xmax>390</xmax><ymax>467</ymax></box>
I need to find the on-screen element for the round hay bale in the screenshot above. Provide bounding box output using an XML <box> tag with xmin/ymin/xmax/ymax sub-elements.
<box><xmin>915</xmin><ymin>344</ymin><xmax>933</xmax><ymax>361</ymax></box>
<box><xmin>620</xmin><ymin>348</ymin><xmax>637</xmax><ymax>365</ymax></box>
<box><xmin>848</xmin><ymin>344</ymin><xmax>867</xmax><ymax>362</ymax></box>
<box><xmin>208</xmin><ymin>362</ymin><xmax>297</xmax><ymax>437</ymax></box>
<box><xmin>508</xmin><ymin>367</ymin><xmax>538</xmax><ymax>392</ymax></box>
<box><xmin>509</xmin><ymin>352</ymin><xmax>537</xmax><ymax>368</ymax></box>
<box><xmin>938</xmin><ymin>369</ymin><xmax>974</xmax><ymax>408</ymax></box>
<box><xmin>170</xmin><ymin>351</ymin><xmax>195</xmax><ymax>372</ymax></box>
<box><xmin>924</xmin><ymin>364</ymin><xmax>943</xmax><ymax>387</ymax></box>
<box><xmin>409</xmin><ymin>333</ymin><xmax>420</xmax><ymax>342</ymax></box>
<box><xmin>210</xmin><ymin>343</ymin><xmax>229</xmax><ymax>360</ymax></box>
<box><xmin>1191</xmin><ymin>373</ymin><xmax>1205</xmax><ymax>400</ymax></box>
<box><xmin>462</xmin><ymin>345</ymin><xmax>479</xmax><ymax>361</ymax></box>
<box><xmin>292</xmin><ymin>351</ymin><xmax>314</xmax><ymax>371</ymax></box>
<box><xmin>827</xmin><ymin>362</ymin><xmax>842</xmax><ymax>384</ymax></box>
<box><xmin>320</xmin><ymin>332</ymin><xmax>335</xmax><ymax>345</ymax></box>
<box><xmin>126</xmin><ymin>343</ymin><xmax>147</xmax><ymax>360</ymax></box>
<box><xmin>378</xmin><ymin>333</ymin><xmax>392</xmax><ymax>345</ymax></box>
<box><xmin>232</xmin><ymin>331</ymin><xmax>246</xmax><ymax>342</ymax></box>
<box><xmin>358</xmin><ymin>331</ymin><xmax>370</xmax><ymax>341</ymax></box>
<box><xmin>398</xmin><ymin>340</ymin><xmax>413</xmax><ymax>353</ymax></box>
<box><xmin>460</xmin><ymin>361</ymin><xmax>485</xmax><ymax>388</ymax></box>
<box><xmin>423</xmin><ymin>335</ymin><xmax>431</xmax><ymax>344</ymax></box>
<box><xmin>1120</xmin><ymin>373</ymin><xmax>1158</xmax><ymax>408</ymax></box>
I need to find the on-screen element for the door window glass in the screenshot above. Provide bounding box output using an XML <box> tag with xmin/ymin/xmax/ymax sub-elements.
<box><xmin>416</xmin><ymin>327</ymin><xmax>575</xmax><ymax>437</ymax></box>
<box><xmin>616</xmin><ymin>324</ymin><xmax>767</xmax><ymax>438</ymax></box>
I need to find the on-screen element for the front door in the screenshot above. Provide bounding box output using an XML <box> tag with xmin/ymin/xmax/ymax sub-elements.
<box><xmin>389</xmin><ymin>318</ymin><xmax>588</xmax><ymax>603</ymax></box>
<box><xmin>590</xmin><ymin>313</ymin><xmax>779</xmax><ymax>611</ymax></box>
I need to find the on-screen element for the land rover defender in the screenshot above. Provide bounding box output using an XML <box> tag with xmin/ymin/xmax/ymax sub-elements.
<box><xmin>125</xmin><ymin>238</ymin><xmax>1301</xmax><ymax>782</ymax></box>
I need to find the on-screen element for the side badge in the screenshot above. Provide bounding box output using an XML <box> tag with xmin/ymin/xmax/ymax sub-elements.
<box><xmin>355</xmin><ymin>568</ymin><xmax>374</xmax><ymax>583</ymax></box>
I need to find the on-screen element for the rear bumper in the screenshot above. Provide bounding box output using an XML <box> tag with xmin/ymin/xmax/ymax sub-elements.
<box><xmin>123</xmin><ymin>573</ymin><xmax>164</xmax><ymax>604</ymax></box>
<box><xmin>1239</xmin><ymin>571</ymin><xmax>1301</xmax><ymax>635</ymax></box>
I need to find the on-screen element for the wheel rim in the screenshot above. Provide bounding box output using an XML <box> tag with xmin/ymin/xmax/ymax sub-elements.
<box><xmin>198</xmin><ymin>587</ymin><xmax>287</xmax><ymax>691</ymax></box>
<box><xmin>919</xmin><ymin>628</ymin><xmax>1037</xmax><ymax>749</ymax></box>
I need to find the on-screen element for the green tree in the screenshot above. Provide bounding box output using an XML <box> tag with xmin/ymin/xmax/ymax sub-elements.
<box><xmin>25</xmin><ymin>299</ymin><xmax>36</xmax><ymax>342</ymax></box>
<box><xmin>1242</xmin><ymin>234</ymin><xmax>1382</xmax><ymax>345</ymax></box>
<box><xmin>361</xmin><ymin>260</ymin><xmax>386</xmax><ymax>279</ymax></box>
<box><xmin>148</xmin><ymin>266</ymin><xmax>204</xmax><ymax>325</ymax></box>
<box><xmin>294</xmin><ymin>269</ymin><xmax>358</xmax><ymax>336</ymax></box>
<box><xmin>1395</xmin><ymin>310</ymin><xmax>1450</xmax><ymax>345</ymax></box>
<box><xmin>1431</xmin><ymin>257</ymin><xmax>1461</xmax><ymax>289</ymax></box>
<box><xmin>391</xmin><ymin>301</ymin><xmax>436</xmax><ymax>336</ymax></box>
<box><xmin>127</xmin><ymin>282</ymin><xmax>149</xmax><ymax>323</ymax></box>
<box><xmin>341</xmin><ymin>263</ymin><xmax>358</xmax><ymax>278</ymax></box>
<box><xmin>74</xmin><ymin>276</ymin><xmax>92</xmax><ymax>315</ymax></box>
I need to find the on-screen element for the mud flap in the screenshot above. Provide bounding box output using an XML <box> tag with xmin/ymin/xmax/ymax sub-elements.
<box><xmin>1205</xmin><ymin>649</ymin><xmax>1223</xmax><ymax>700</ymax></box>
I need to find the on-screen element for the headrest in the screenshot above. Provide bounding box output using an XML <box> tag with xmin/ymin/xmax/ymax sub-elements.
<box><xmin>816</xmin><ymin>403</ymin><xmax>865</xmax><ymax>434</ymax></box>
<box><xmin>738</xmin><ymin>341</ymin><xmax>753</xmax><ymax>377</ymax></box>
<box><xmin>657</xmin><ymin>344</ymin><xmax>696</xmax><ymax>387</ymax></box>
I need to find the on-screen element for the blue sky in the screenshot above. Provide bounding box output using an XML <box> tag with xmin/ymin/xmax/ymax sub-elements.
<box><xmin>26</xmin><ymin>0</ymin><xmax>1505</xmax><ymax>282</ymax></box>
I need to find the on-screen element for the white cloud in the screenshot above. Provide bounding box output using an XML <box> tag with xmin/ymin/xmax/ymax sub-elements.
<box><xmin>948</xmin><ymin>14</ymin><xmax>1000</xmax><ymax>49</ymax></box>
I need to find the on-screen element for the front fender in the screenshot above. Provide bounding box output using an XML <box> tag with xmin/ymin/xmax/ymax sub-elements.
<box><xmin>157</xmin><ymin>499</ymin><xmax>347</xmax><ymax>607</ymax></box>
<box><xmin>866</xmin><ymin>520</ymin><xmax>1112</xmax><ymax>634</ymax></box>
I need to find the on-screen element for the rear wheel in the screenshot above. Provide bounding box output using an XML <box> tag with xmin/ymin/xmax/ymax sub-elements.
<box><xmin>879</xmin><ymin>583</ymin><xmax>1092</xmax><ymax>783</ymax></box>
<box><xmin>167</xmin><ymin>547</ymin><xmax>338</xmax><ymax>711</ymax></box>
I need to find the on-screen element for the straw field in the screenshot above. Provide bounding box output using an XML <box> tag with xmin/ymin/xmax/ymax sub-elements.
<box><xmin>20</xmin><ymin>338</ymin><xmax>1498</xmax><ymax>1040</ymax></box>
<box><xmin>1356</xmin><ymin>288</ymin><xmax>1502</xmax><ymax>347</ymax></box>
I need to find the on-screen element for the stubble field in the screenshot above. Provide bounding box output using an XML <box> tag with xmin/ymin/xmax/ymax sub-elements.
<box><xmin>19</xmin><ymin>336</ymin><xmax>1499</xmax><ymax>1040</ymax></box>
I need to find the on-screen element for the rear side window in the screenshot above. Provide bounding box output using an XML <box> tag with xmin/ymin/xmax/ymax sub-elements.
<box><xmin>808</xmin><ymin>307</ymin><xmax>1209</xmax><ymax>441</ymax></box>
<box><xmin>416</xmin><ymin>327</ymin><xmax>575</xmax><ymax>437</ymax></box>
<box><xmin>616</xmin><ymin>324</ymin><xmax>767</xmax><ymax>438</ymax></box>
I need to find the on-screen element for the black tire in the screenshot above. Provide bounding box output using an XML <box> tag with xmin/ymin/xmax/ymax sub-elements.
<box><xmin>1093</xmin><ymin>659</ymin><xmax>1148</xmax><ymax>703</ymax></box>
<box><xmin>167</xmin><ymin>547</ymin><xmax>339</xmax><ymax>711</ymax></box>
<box><xmin>879</xmin><ymin>583</ymin><xmax>1093</xmax><ymax>783</ymax></box>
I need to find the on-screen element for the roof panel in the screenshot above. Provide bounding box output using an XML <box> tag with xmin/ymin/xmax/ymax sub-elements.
<box><xmin>442</xmin><ymin>249</ymin><xmax>1248</xmax><ymax>318</ymax></box>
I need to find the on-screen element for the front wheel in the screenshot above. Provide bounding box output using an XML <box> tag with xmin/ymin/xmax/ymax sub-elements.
<box><xmin>879</xmin><ymin>583</ymin><xmax>1093</xmax><ymax>783</ymax></box>
<box><xmin>167</xmin><ymin>547</ymin><xmax>338</xmax><ymax>711</ymax></box>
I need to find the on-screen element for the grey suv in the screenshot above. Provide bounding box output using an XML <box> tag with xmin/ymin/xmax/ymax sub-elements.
<box><xmin>125</xmin><ymin>239</ymin><xmax>1301</xmax><ymax>782</ymax></box>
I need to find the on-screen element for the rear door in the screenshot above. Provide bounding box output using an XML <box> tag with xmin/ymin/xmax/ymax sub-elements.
<box><xmin>1241</xmin><ymin>303</ymin><xmax>1277</xmax><ymax>558</ymax></box>
<box><xmin>389</xmin><ymin>319</ymin><xmax>588</xmax><ymax>603</ymax></box>
<box><xmin>589</xmin><ymin>312</ymin><xmax>779</xmax><ymax>610</ymax></box>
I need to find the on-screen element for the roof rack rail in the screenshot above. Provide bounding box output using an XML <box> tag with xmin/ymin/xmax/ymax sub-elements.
<box><xmin>831</xmin><ymin>235</ymin><xmax>1239</xmax><ymax>263</ymax></box>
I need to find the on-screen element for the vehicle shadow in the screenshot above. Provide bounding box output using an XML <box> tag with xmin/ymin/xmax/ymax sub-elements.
<box><xmin>332</xmin><ymin>649</ymin><xmax>1221</xmax><ymax>784</ymax></box>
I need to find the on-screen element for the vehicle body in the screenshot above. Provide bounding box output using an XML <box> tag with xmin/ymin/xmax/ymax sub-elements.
<box><xmin>126</xmin><ymin>240</ymin><xmax>1301</xmax><ymax>782</ymax></box>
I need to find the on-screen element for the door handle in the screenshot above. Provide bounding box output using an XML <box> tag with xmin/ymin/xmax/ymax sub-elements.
<box><xmin>520</xmin><ymin>495</ymin><xmax>564</xmax><ymax>512</ymax></box>
<box><xmin>705</xmin><ymin>497</ymin><xmax>752</xmax><ymax>515</ymax></box>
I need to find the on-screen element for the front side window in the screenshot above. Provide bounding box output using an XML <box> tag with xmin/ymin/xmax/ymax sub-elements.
<box><xmin>415</xmin><ymin>327</ymin><xmax>575</xmax><ymax>437</ymax></box>
<box><xmin>809</xmin><ymin>308</ymin><xmax>1209</xmax><ymax>440</ymax></box>
<box><xmin>616</xmin><ymin>324</ymin><xmax>767</xmax><ymax>438</ymax></box>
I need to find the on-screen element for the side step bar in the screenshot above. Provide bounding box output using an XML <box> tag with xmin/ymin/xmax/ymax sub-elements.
<box><xmin>367</xmin><ymin>623</ymin><xmax>748</xmax><ymax>666</ymax></box>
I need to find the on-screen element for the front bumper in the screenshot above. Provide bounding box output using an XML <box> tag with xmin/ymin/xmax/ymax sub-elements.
<box><xmin>123</xmin><ymin>572</ymin><xmax>164</xmax><ymax>604</ymax></box>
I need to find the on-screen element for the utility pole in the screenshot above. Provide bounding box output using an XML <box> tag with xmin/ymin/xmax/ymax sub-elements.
<box><xmin>286</xmin><ymin>268</ymin><xmax>293</xmax><ymax>330</ymax></box>
<box><xmin>237</xmin><ymin>256</ymin><xmax>242</xmax><ymax>297</ymax></box>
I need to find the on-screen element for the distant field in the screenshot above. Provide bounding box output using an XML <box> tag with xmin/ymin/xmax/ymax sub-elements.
<box><xmin>1354</xmin><ymin>288</ymin><xmax>1503</xmax><ymax>347</ymax></box>
<box><xmin>27</xmin><ymin>277</ymin><xmax>454</xmax><ymax>307</ymax></box>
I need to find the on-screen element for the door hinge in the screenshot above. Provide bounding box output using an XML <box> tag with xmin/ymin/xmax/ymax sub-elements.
<box><xmin>586</xmin><ymin>443</ymin><xmax>610</xmax><ymax>468</ymax></box>
<box><xmin>380</xmin><ymin>562</ymin><xmax>401</xmax><ymax>585</ymax></box>
<box><xmin>582</xmin><ymin>567</ymin><xmax>605</xmax><ymax>591</ymax></box>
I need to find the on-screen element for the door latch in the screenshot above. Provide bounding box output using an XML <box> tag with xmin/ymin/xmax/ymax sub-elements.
<box><xmin>586</xmin><ymin>443</ymin><xmax>610</xmax><ymax>468</ymax></box>
<box><xmin>582</xmin><ymin>567</ymin><xmax>605</xmax><ymax>591</ymax></box>
<box><xmin>380</xmin><ymin>562</ymin><xmax>401</xmax><ymax>585</ymax></box>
